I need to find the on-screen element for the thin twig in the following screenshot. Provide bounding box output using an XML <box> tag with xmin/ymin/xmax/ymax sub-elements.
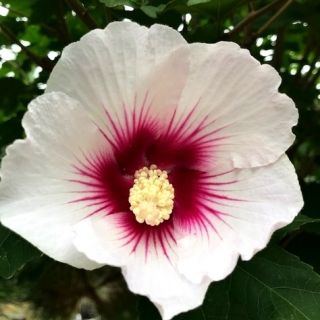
<box><xmin>255</xmin><ymin>0</ymin><xmax>295</xmax><ymax>36</ymax></box>
<box><xmin>64</xmin><ymin>0</ymin><xmax>99</xmax><ymax>30</ymax></box>
<box><xmin>0</xmin><ymin>22</ymin><xmax>54</xmax><ymax>71</ymax></box>
<box><xmin>225</xmin><ymin>0</ymin><xmax>282</xmax><ymax>39</ymax></box>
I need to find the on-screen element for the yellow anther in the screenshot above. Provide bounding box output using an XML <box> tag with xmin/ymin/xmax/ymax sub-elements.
<box><xmin>129</xmin><ymin>165</ymin><xmax>174</xmax><ymax>226</ymax></box>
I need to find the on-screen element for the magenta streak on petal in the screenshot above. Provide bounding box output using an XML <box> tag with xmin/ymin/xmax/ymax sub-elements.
<box><xmin>97</xmin><ymin>126</ymin><xmax>117</xmax><ymax>151</ymax></box>
<box><xmin>144</xmin><ymin>229</ymin><xmax>152</xmax><ymax>263</ymax></box>
<box><xmin>148</xmin><ymin>108</ymin><xmax>233</xmax><ymax>170</ymax></box>
<box><xmin>158</xmin><ymin>227</ymin><xmax>175</xmax><ymax>262</ymax></box>
<box><xmin>163</xmin><ymin>98</ymin><xmax>230</xmax><ymax>146</ymax></box>
<box><xmin>68</xmin><ymin>146</ymin><xmax>132</xmax><ymax>218</ymax></box>
<box><xmin>163</xmin><ymin>100</ymin><xmax>200</xmax><ymax>141</ymax></box>
<box><xmin>64</xmin><ymin>120</ymin><xmax>177</xmax><ymax>264</ymax></box>
<box><xmin>148</xmin><ymin>134</ymin><xmax>229</xmax><ymax>170</ymax></box>
<box><xmin>110</xmin><ymin>212</ymin><xmax>176</xmax><ymax>263</ymax></box>
<box><xmin>198</xmin><ymin>188</ymin><xmax>244</xmax><ymax>203</ymax></box>
<box><xmin>97</xmin><ymin>93</ymin><xmax>160</xmax><ymax>174</ymax></box>
<box><xmin>164</xmin><ymin>105</ymin><xmax>177</xmax><ymax>136</ymax></box>
<box><xmin>133</xmin><ymin>92</ymin><xmax>154</xmax><ymax>133</ymax></box>
<box><xmin>170</xmin><ymin>168</ymin><xmax>245</xmax><ymax>241</ymax></box>
<box><xmin>197</xmin><ymin>201</ymin><xmax>236</xmax><ymax>233</ymax></box>
<box><xmin>195</xmin><ymin>211</ymin><xmax>221</xmax><ymax>241</ymax></box>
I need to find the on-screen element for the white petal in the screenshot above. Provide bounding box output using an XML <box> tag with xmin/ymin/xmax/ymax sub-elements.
<box><xmin>46</xmin><ymin>22</ymin><xmax>190</xmax><ymax>149</ymax></box>
<box><xmin>176</xmin><ymin>155</ymin><xmax>303</xmax><ymax>283</ymax></box>
<box><xmin>168</xmin><ymin>42</ymin><xmax>297</xmax><ymax>170</ymax></box>
<box><xmin>73</xmin><ymin>213</ymin><xmax>211</xmax><ymax>320</ymax></box>
<box><xmin>0</xmin><ymin>92</ymin><xmax>116</xmax><ymax>269</ymax></box>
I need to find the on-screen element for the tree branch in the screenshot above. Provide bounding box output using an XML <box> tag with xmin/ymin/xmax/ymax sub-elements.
<box><xmin>56</xmin><ymin>0</ymin><xmax>72</xmax><ymax>45</ymax></box>
<box><xmin>271</xmin><ymin>27</ymin><xmax>286</xmax><ymax>71</ymax></box>
<box><xmin>225</xmin><ymin>0</ymin><xmax>282</xmax><ymax>39</ymax></box>
<box><xmin>242</xmin><ymin>3</ymin><xmax>255</xmax><ymax>48</ymax></box>
<box><xmin>0</xmin><ymin>22</ymin><xmax>54</xmax><ymax>71</ymax></box>
<box><xmin>255</xmin><ymin>0</ymin><xmax>295</xmax><ymax>36</ymax></box>
<box><xmin>64</xmin><ymin>0</ymin><xmax>99</xmax><ymax>30</ymax></box>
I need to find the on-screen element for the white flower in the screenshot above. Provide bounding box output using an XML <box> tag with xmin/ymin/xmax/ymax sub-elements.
<box><xmin>0</xmin><ymin>22</ymin><xmax>303</xmax><ymax>320</ymax></box>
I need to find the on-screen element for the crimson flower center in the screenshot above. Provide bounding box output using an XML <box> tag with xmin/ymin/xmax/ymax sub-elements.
<box><xmin>128</xmin><ymin>164</ymin><xmax>175</xmax><ymax>226</ymax></box>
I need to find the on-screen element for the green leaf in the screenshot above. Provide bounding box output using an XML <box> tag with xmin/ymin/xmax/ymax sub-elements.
<box><xmin>304</xmin><ymin>222</ymin><xmax>320</xmax><ymax>235</ymax></box>
<box><xmin>138</xmin><ymin>246</ymin><xmax>320</xmax><ymax>320</ymax></box>
<box><xmin>0</xmin><ymin>223</ymin><xmax>41</xmax><ymax>278</ymax></box>
<box><xmin>272</xmin><ymin>214</ymin><xmax>320</xmax><ymax>242</ymax></box>
<box><xmin>98</xmin><ymin>0</ymin><xmax>144</xmax><ymax>8</ymax></box>
<box><xmin>187</xmin><ymin>0</ymin><xmax>210</xmax><ymax>5</ymax></box>
<box><xmin>140</xmin><ymin>5</ymin><xmax>160</xmax><ymax>18</ymax></box>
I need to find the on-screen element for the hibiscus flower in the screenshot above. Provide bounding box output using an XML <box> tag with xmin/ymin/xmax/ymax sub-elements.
<box><xmin>0</xmin><ymin>21</ymin><xmax>303</xmax><ymax>320</ymax></box>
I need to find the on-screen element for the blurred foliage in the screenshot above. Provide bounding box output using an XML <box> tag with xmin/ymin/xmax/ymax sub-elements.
<box><xmin>0</xmin><ymin>0</ymin><xmax>320</xmax><ymax>319</ymax></box>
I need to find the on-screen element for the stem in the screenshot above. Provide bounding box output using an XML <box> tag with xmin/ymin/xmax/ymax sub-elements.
<box><xmin>64</xmin><ymin>0</ymin><xmax>99</xmax><ymax>30</ymax></box>
<box><xmin>255</xmin><ymin>0</ymin><xmax>295</xmax><ymax>36</ymax></box>
<box><xmin>0</xmin><ymin>22</ymin><xmax>54</xmax><ymax>71</ymax></box>
<box><xmin>225</xmin><ymin>0</ymin><xmax>282</xmax><ymax>39</ymax></box>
